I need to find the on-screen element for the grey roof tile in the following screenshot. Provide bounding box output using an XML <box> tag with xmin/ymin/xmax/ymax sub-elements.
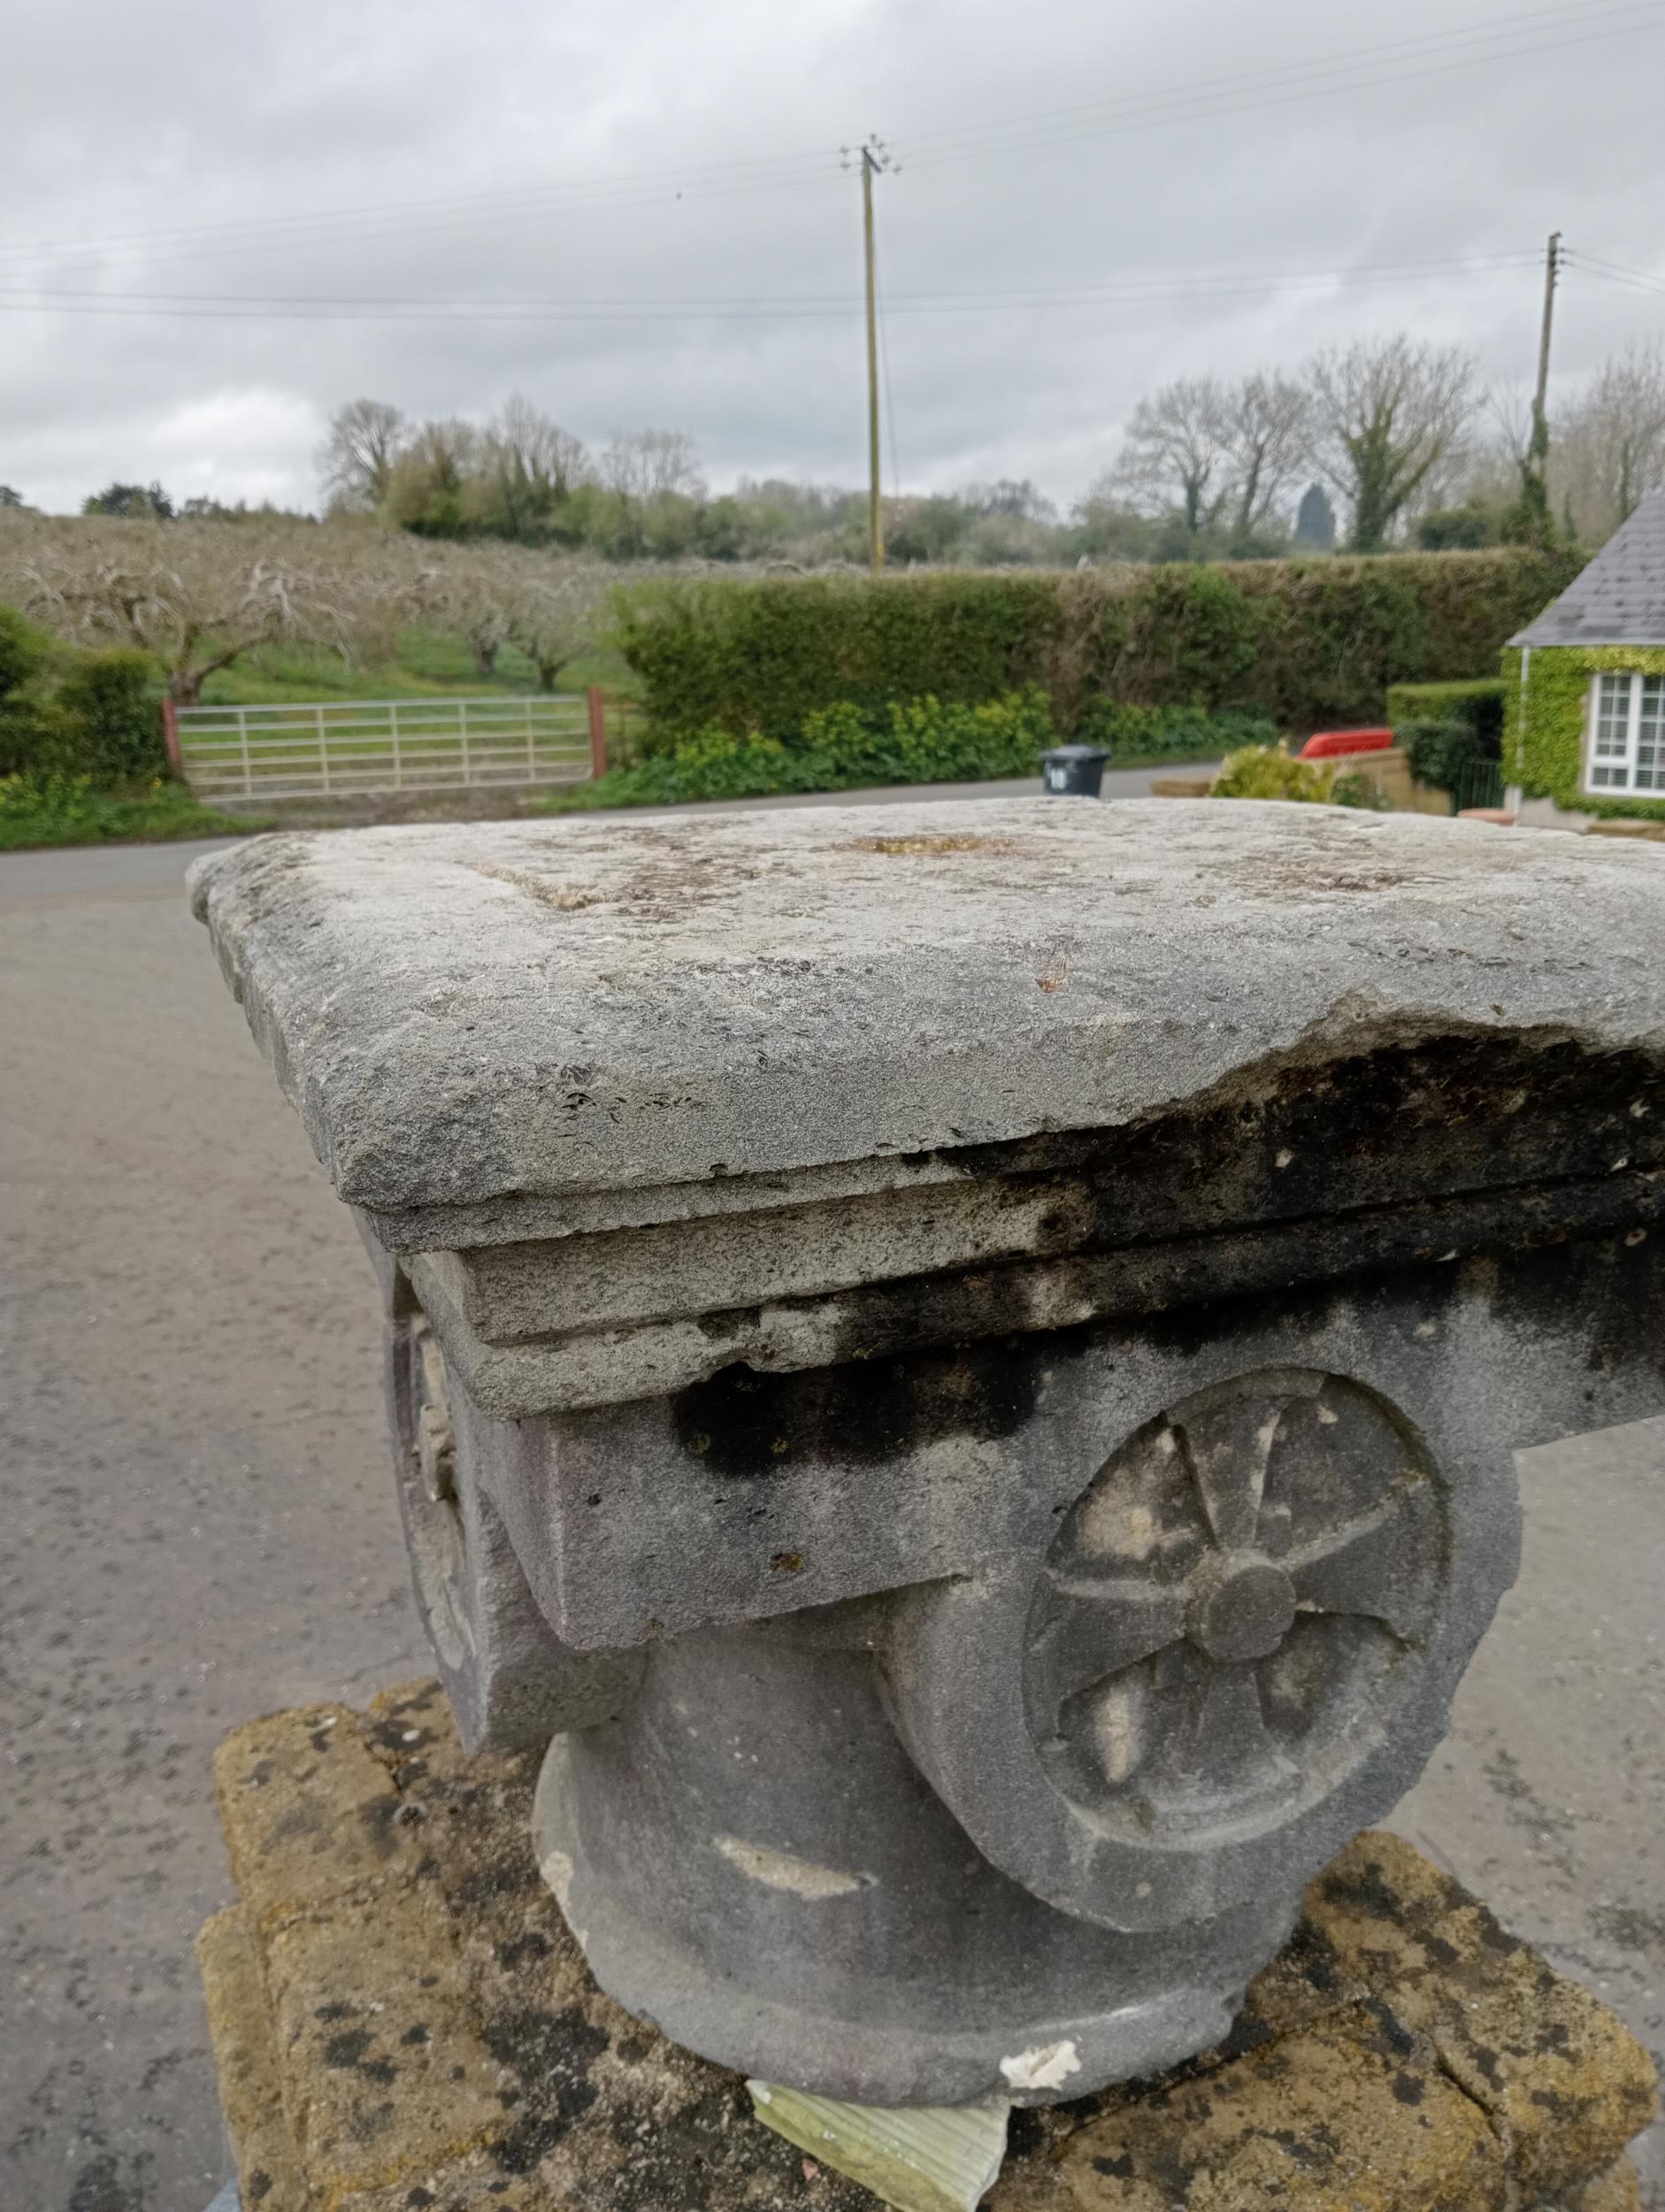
<box><xmin>1512</xmin><ymin>489</ymin><xmax>1665</xmax><ymax>645</ymax></box>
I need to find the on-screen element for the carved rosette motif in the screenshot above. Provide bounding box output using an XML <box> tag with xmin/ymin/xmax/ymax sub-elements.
<box><xmin>1025</xmin><ymin>1369</ymin><xmax>1446</xmax><ymax>1844</ymax></box>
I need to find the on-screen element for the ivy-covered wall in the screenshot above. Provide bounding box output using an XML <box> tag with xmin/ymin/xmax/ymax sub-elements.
<box><xmin>1505</xmin><ymin>642</ymin><xmax>1665</xmax><ymax>820</ymax></box>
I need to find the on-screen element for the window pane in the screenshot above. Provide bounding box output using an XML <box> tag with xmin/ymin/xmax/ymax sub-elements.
<box><xmin>1592</xmin><ymin>673</ymin><xmax>1636</xmax><ymax>789</ymax></box>
<box><xmin>1638</xmin><ymin>678</ymin><xmax>1665</xmax><ymax>787</ymax></box>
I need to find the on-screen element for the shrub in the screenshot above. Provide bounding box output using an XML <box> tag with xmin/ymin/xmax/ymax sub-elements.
<box><xmin>1210</xmin><ymin>741</ymin><xmax>1350</xmax><ymax>804</ymax></box>
<box><xmin>0</xmin><ymin>604</ymin><xmax>49</xmax><ymax>699</ymax></box>
<box><xmin>1399</xmin><ymin>718</ymin><xmax>1478</xmax><ymax>801</ymax></box>
<box><xmin>1383</xmin><ymin>678</ymin><xmax>1504</xmax><ymax>753</ymax></box>
<box><xmin>1075</xmin><ymin>700</ymin><xmax>1281</xmax><ymax>760</ymax></box>
<box><xmin>0</xmin><ymin>769</ymin><xmax>248</xmax><ymax>850</ymax></box>
<box><xmin>554</xmin><ymin>688</ymin><xmax>1052</xmax><ymax>810</ymax></box>
<box><xmin>0</xmin><ymin>697</ymin><xmax>86</xmax><ymax>778</ymax></box>
<box><xmin>54</xmin><ymin>649</ymin><xmax>168</xmax><ymax>783</ymax></box>
<box><xmin>615</xmin><ymin>550</ymin><xmax>1581</xmax><ymax>746</ymax></box>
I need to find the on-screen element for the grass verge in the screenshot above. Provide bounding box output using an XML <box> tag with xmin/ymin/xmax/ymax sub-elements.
<box><xmin>0</xmin><ymin>773</ymin><xmax>265</xmax><ymax>850</ymax></box>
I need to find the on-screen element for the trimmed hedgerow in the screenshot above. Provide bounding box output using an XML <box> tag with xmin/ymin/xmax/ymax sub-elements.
<box><xmin>1384</xmin><ymin>677</ymin><xmax>1506</xmax><ymax>752</ymax></box>
<box><xmin>547</xmin><ymin>688</ymin><xmax>1054</xmax><ymax>810</ymax></box>
<box><xmin>614</xmin><ymin>549</ymin><xmax>1582</xmax><ymax>746</ymax></box>
<box><xmin>1505</xmin><ymin>643</ymin><xmax>1665</xmax><ymax>821</ymax></box>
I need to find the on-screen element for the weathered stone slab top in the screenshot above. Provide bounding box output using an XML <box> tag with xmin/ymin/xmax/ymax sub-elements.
<box><xmin>190</xmin><ymin>800</ymin><xmax>1665</xmax><ymax>1240</ymax></box>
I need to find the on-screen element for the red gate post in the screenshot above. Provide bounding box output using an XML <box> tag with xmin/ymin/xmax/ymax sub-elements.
<box><xmin>587</xmin><ymin>687</ymin><xmax>608</xmax><ymax>781</ymax></box>
<box><xmin>161</xmin><ymin>698</ymin><xmax>182</xmax><ymax>777</ymax></box>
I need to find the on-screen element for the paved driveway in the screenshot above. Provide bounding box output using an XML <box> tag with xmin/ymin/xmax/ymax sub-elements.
<box><xmin>1</xmin><ymin>825</ymin><xmax>1661</xmax><ymax>2211</ymax></box>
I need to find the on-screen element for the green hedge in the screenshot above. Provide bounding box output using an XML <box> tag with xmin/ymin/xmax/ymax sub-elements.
<box><xmin>615</xmin><ymin>550</ymin><xmax>1581</xmax><ymax>746</ymax></box>
<box><xmin>1076</xmin><ymin>701</ymin><xmax>1279</xmax><ymax>760</ymax></box>
<box><xmin>557</xmin><ymin>689</ymin><xmax>1054</xmax><ymax>809</ymax></box>
<box><xmin>1384</xmin><ymin>678</ymin><xmax>1506</xmax><ymax>751</ymax></box>
<box><xmin>0</xmin><ymin>605</ymin><xmax>170</xmax><ymax>786</ymax></box>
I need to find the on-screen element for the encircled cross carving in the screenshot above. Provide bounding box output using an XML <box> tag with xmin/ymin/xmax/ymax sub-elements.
<box><xmin>1025</xmin><ymin>1370</ymin><xmax>1446</xmax><ymax>1847</ymax></box>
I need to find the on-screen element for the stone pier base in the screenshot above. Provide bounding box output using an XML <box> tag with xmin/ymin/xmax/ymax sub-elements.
<box><xmin>196</xmin><ymin>1682</ymin><xmax>1655</xmax><ymax>2212</ymax></box>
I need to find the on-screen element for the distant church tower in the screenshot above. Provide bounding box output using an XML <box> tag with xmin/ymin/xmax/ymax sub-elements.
<box><xmin>1294</xmin><ymin>482</ymin><xmax>1336</xmax><ymax>551</ymax></box>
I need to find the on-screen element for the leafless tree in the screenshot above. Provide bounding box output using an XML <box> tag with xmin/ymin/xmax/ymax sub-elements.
<box><xmin>317</xmin><ymin>399</ymin><xmax>409</xmax><ymax>515</ymax></box>
<box><xmin>1304</xmin><ymin>336</ymin><xmax>1477</xmax><ymax>551</ymax></box>
<box><xmin>599</xmin><ymin>429</ymin><xmax>705</xmax><ymax>502</ymax></box>
<box><xmin>495</xmin><ymin>559</ymin><xmax>611</xmax><ymax>690</ymax></box>
<box><xmin>470</xmin><ymin>396</ymin><xmax>590</xmax><ymax>535</ymax></box>
<box><xmin>1216</xmin><ymin>373</ymin><xmax>1312</xmax><ymax>547</ymax></box>
<box><xmin>0</xmin><ymin>514</ymin><xmax>397</xmax><ymax>702</ymax></box>
<box><xmin>1103</xmin><ymin>376</ymin><xmax>1231</xmax><ymax>543</ymax></box>
<box><xmin>1553</xmin><ymin>344</ymin><xmax>1665</xmax><ymax>544</ymax></box>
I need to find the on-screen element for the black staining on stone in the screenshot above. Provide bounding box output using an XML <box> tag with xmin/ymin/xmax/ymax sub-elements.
<box><xmin>247</xmin><ymin>2176</ymin><xmax>274</xmax><ymax>2204</ymax></box>
<box><xmin>402</xmin><ymin>2023</ymin><xmax>432</xmax><ymax>2046</ymax></box>
<box><xmin>672</xmin><ymin>1334</ymin><xmax>1047</xmax><ymax>1477</ymax></box>
<box><xmin>1092</xmin><ymin>2151</ymin><xmax>1136</xmax><ymax>2177</ymax></box>
<box><xmin>357</xmin><ymin>1793</ymin><xmax>407</xmax><ymax>1860</ymax></box>
<box><xmin>404</xmin><ymin>2191</ymin><xmax>436</xmax><ymax>2208</ymax></box>
<box><xmin>1285</xmin><ymin>1918</ymin><xmax>1345</xmax><ymax>1997</ymax></box>
<box><xmin>1491</xmin><ymin>1232</ymin><xmax>1665</xmax><ymax>1391</ymax></box>
<box><xmin>1321</xmin><ymin>1858</ymin><xmax>1402</xmax><ymax>1924</ymax></box>
<box><xmin>1392</xmin><ymin>2070</ymin><xmax>1427</xmax><ymax>2106</ymax></box>
<box><xmin>486</xmin><ymin>2006</ymin><xmax>610</xmax><ymax>2175</ymax></box>
<box><xmin>1361</xmin><ymin>1999</ymin><xmax>1418</xmax><ymax>2061</ymax></box>
<box><xmin>324</xmin><ymin>2029</ymin><xmax>374</xmax><ymax>2069</ymax></box>
<box><xmin>322</xmin><ymin>2024</ymin><xmax>401</xmax><ymax>2088</ymax></box>
<box><xmin>315</xmin><ymin>2000</ymin><xmax>356</xmax><ymax>2022</ymax></box>
<box><xmin>495</xmin><ymin>1931</ymin><xmax>552</xmax><ymax>1972</ymax></box>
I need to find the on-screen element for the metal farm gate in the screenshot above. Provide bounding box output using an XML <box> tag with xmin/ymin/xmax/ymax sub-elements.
<box><xmin>168</xmin><ymin>691</ymin><xmax>605</xmax><ymax>806</ymax></box>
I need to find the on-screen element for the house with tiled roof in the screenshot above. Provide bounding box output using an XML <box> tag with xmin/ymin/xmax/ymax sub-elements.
<box><xmin>1507</xmin><ymin>491</ymin><xmax>1665</xmax><ymax>818</ymax></box>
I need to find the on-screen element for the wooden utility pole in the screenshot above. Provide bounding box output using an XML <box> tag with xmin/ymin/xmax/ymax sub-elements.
<box><xmin>851</xmin><ymin>139</ymin><xmax>891</xmax><ymax>573</ymax></box>
<box><xmin>1532</xmin><ymin>231</ymin><xmax>1561</xmax><ymax>474</ymax></box>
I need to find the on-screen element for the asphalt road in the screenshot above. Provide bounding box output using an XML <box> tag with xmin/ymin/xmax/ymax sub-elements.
<box><xmin>2</xmin><ymin>821</ymin><xmax>1661</xmax><ymax>2211</ymax></box>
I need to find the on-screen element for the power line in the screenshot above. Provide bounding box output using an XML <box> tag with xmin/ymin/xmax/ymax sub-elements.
<box><xmin>0</xmin><ymin>2</ymin><xmax>1651</xmax><ymax>280</ymax></box>
<box><xmin>0</xmin><ymin>251</ymin><xmax>1548</xmax><ymax>326</ymax></box>
<box><xmin>898</xmin><ymin>11</ymin><xmax>1661</xmax><ymax>172</ymax></box>
<box><xmin>892</xmin><ymin>0</ymin><xmax>1646</xmax><ymax>157</ymax></box>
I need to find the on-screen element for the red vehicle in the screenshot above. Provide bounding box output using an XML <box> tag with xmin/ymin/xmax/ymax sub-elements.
<box><xmin>1301</xmin><ymin>727</ymin><xmax>1395</xmax><ymax>759</ymax></box>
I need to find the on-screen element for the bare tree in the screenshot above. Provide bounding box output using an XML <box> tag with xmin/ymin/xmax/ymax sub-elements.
<box><xmin>496</xmin><ymin>559</ymin><xmax>611</xmax><ymax>690</ymax></box>
<box><xmin>1304</xmin><ymin>336</ymin><xmax>1477</xmax><ymax>552</ymax></box>
<box><xmin>0</xmin><ymin>515</ymin><xmax>395</xmax><ymax>702</ymax></box>
<box><xmin>1554</xmin><ymin>344</ymin><xmax>1665</xmax><ymax>544</ymax></box>
<box><xmin>318</xmin><ymin>399</ymin><xmax>409</xmax><ymax>515</ymax></box>
<box><xmin>471</xmin><ymin>397</ymin><xmax>590</xmax><ymax>536</ymax></box>
<box><xmin>599</xmin><ymin>430</ymin><xmax>705</xmax><ymax>502</ymax></box>
<box><xmin>1216</xmin><ymin>373</ymin><xmax>1312</xmax><ymax>548</ymax></box>
<box><xmin>1104</xmin><ymin>377</ymin><xmax>1230</xmax><ymax>545</ymax></box>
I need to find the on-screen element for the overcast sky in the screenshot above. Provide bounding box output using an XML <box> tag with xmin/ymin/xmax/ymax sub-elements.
<box><xmin>3</xmin><ymin>0</ymin><xmax>1661</xmax><ymax>516</ymax></box>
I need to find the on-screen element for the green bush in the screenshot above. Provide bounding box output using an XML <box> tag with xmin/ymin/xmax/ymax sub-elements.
<box><xmin>555</xmin><ymin>688</ymin><xmax>1052</xmax><ymax>810</ymax></box>
<box><xmin>0</xmin><ymin>770</ymin><xmax>249</xmax><ymax>850</ymax></box>
<box><xmin>1383</xmin><ymin>678</ymin><xmax>1505</xmax><ymax>753</ymax></box>
<box><xmin>615</xmin><ymin>550</ymin><xmax>1581</xmax><ymax>746</ymax></box>
<box><xmin>54</xmin><ymin>649</ymin><xmax>168</xmax><ymax>783</ymax></box>
<box><xmin>1209</xmin><ymin>741</ymin><xmax>1370</xmax><ymax>805</ymax></box>
<box><xmin>1075</xmin><ymin>700</ymin><xmax>1281</xmax><ymax>760</ymax></box>
<box><xmin>0</xmin><ymin>697</ymin><xmax>87</xmax><ymax>779</ymax></box>
<box><xmin>1398</xmin><ymin>718</ymin><xmax>1476</xmax><ymax>801</ymax></box>
<box><xmin>0</xmin><ymin>604</ymin><xmax>49</xmax><ymax>699</ymax></box>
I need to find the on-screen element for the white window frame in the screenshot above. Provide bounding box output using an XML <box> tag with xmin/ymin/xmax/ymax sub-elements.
<box><xmin>1584</xmin><ymin>670</ymin><xmax>1665</xmax><ymax>795</ymax></box>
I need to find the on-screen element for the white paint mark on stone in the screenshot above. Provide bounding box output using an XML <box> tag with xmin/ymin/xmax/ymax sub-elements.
<box><xmin>1000</xmin><ymin>2039</ymin><xmax>1081</xmax><ymax>2091</ymax></box>
<box><xmin>1316</xmin><ymin>1404</ymin><xmax>1339</xmax><ymax>1426</ymax></box>
<box><xmin>1274</xmin><ymin>1148</ymin><xmax>1294</xmax><ymax>1169</ymax></box>
<box><xmin>714</xmin><ymin>1835</ymin><xmax>875</xmax><ymax>1900</ymax></box>
<box><xmin>1414</xmin><ymin>1322</ymin><xmax>1437</xmax><ymax>1339</ymax></box>
<box><xmin>539</xmin><ymin>1846</ymin><xmax>577</xmax><ymax>1915</ymax></box>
